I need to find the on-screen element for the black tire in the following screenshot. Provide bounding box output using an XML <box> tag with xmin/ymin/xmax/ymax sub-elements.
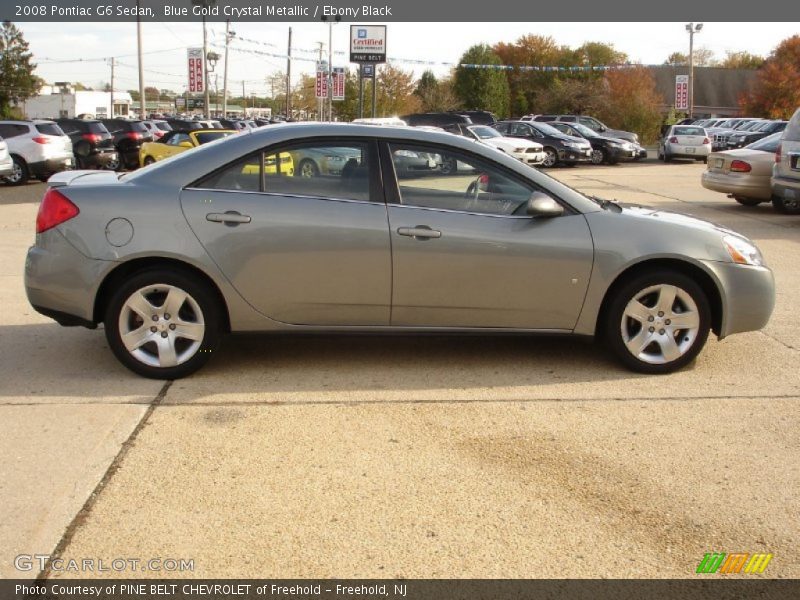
<box><xmin>298</xmin><ymin>158</ymin><xmax>320</xmax><ymax>178</ymax></box>
<box><xmin>604</xmin><ymin>270</ymin><xmax>711</xmax><ymax>374</ymax></box>
<box><xmin>542</xmin><ymin>147</ymin><xmax>558</xmax><ymax>168</ymax></box>
<box><xmin>734</xmin><ymin>196</ymin><xmax>763</xmax><ymax>207</ymax></box>
<box><xmin>104</xmin><ymin>268</ymin><xmax>222</xmax><ymax>379</ymax></box>
<box><xmin>143</xmin><ymin>156</ymin><xmax>156</xmax><ymax>166</ymax></box>
<box><xmin>771</xmin><ymin>194</ymin><xmax>800</xmax><ymax>215</ymax></box>
<box><xmin>5</xmin><ymin>155</ymin><xmax>29</xmax><ymax>185</ymax></box>
<box><xmin>590</xmin><ymin>148</ymin><xmax>606</xmax><ymax>165</ymax></box>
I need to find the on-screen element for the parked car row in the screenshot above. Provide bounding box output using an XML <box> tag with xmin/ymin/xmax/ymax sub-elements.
<box><xmin>700</xmin><ymin>106</ymin><xmax>800</xmax><ymax>214</ymax></box>
<box><xmin>0</xmin><ymin>120</ymin><xmax>75</xmax><ymax>185</ymax></box>
<box><xmin>682</xmin><ymin>116</ymin><xmax>787</xmax><ymax>151</ymax></box>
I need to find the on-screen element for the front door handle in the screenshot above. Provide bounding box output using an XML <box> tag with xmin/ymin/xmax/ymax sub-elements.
<box><xmin>397</xmin><ymin>226</ymin><xmax>442</xmax><ymax>239</ymax></box>
<box><xmin>206</xmin><ymin>211</ymin><xmax>251</xmax><ymax>225</ymax></box>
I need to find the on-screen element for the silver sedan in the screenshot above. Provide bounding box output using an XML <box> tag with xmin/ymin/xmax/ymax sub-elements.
<box><xmin>25</xmin><ymin>124</ymin><xmax>775</xmax><ymax>378</ymax></box>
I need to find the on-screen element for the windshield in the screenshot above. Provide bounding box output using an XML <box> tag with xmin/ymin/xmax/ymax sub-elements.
<box><xmin>532</xmin><ymin>122</ymin><xmax>563</xmax><ymax>136</ymax></box>
<box><xmin>571</xmin><ymin>123</ymin><xmax>597</xmax><ymax>137</ymax></box>
<box><xmin>469</xmin><ymin>126</ymin><xmax>501</xmax><ymax>139</ymax></box>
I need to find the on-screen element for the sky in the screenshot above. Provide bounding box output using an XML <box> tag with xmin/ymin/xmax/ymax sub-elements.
<box><xmin>18</xmin><ymin>21</ymin><xmax>800</xmax><ymax>97</ymax></box>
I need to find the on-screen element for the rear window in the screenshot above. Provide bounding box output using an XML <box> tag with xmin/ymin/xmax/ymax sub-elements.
<box><xmin>130</xmin><ymin>121</ymin><xmax>149</xmax><ymax>132</ymax></box>
<box><xmin>748</xmin><ymin>132</ymin><xmax>782</xmax><ymax>153</ymax></box>
<box><xmin>35</xmin><ymin>123</ymin><xmax>64</xmax><ymax>136</ymax></box>
<box><xmin>155</xmin><ymin>122</ymin><xmax>172</xmax><ymax>131</ymax></box>
<box><xmin>784</xmin><ymin>109</ymin><xmax>800</xmax><ymax>142</ymax></box>
<box><xmin>85</xmin><ymin>122</ymin><xmax>110</xmax><ymax>134</ymax></box>
<box><xmin>674</xmin><ymin>126</ymin><xmax>705</xmax><ymax>136</ymax></box>
<box><xmin>195</xmin><ymin>131</ymin><xmax>234</xmax><ymax>144</ymax></box>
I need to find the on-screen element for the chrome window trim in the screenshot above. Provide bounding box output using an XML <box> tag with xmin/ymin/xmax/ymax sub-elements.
<box><xmin>183</xmin><ymin>186</ymin><xmax>377</xmax><ymax>206</ymax></box>
<box><xmin>388</xmin><ymin>201</ymin><xmax>542</xmax><ymax>220</ymax></box>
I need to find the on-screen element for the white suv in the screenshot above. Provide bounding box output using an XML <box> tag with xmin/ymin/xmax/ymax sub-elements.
<box><xmin>0</xmin><ymin>137</ymin><xmax>12</xmax><ymax>179</ymax></box>
<box><xmin>0</xmin><ymin>120</ymin><xmax>74</xmax><ymax>185</ymax></box>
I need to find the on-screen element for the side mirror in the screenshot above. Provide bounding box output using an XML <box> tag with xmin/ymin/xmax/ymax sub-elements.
<box><xmin>598</xmin><ymin>125</ymin><xmax>607</xmax><ymax>132</ymax></box>
<box><xmin>178</xmin><ymin>141</ymin><xmax>194</xmax><ymax>149</ymax></box>
<box><xmin>527</xmin><ymin>192</ymin><xmax>564</xmax><ymax>218</ymax></box>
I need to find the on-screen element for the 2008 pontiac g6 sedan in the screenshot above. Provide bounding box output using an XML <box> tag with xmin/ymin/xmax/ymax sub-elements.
<box><xmin>25</xmin><ymin>123</ymin><xmax>775</xmax><ymax>379</ymax></box>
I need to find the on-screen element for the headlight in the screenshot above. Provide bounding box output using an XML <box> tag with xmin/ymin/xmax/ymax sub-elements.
<box><xmin>563</xmin><ymin>142</ymin><xmax>578</xmax><ymax>148</ymax></box>
<box><xmin>607</xmin><ymin>141</ymin><xmax>622</xmax><ymax>147</ymax></box>
<box><xmin>723</xmin><ymin>235</ymin><xmax>764</xmax><ymax>266</ymax></box>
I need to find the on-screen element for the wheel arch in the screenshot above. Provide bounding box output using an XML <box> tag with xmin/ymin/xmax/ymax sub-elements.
<box><xmin>594</xmin><ymin>258</ymin><xmax>723</xmax><ymax>339</ymax></box>
<box><xmin>93</xmin><ymin>256</ymin><xmax>231</xmax><ymax>332</ymax></box>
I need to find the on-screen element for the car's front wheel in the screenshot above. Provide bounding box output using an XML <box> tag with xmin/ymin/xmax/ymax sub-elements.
<box><xmin>104</xmin><ymin>269</ymin><xmax>222</xmax><ymax>379</ymax></box>
<box><xmin>590</xmin><ymin>148</ymin><xmax>605</xmax><ymax>165</ymax></box>
<box><xmin>605</xmin><ymin>270</ymin><xmax>711</xmax><ymax>374</ymax></box>
<box><xmin>542</xmin><ymin>147</ymin><xmax>558</xmax><ymax>167</ymax></box>
<box><xmin>5</xmin><ymin>156</ymin><xmax>29</xmax><ymax>185</ymax></box>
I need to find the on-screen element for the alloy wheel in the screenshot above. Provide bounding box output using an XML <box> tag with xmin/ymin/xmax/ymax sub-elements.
<box><xmin>542</xmin><ymin>149</ymin><xmax>557</xmax><ymax>167</ymax></box>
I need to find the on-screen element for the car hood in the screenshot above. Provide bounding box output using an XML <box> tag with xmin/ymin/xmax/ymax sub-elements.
<box><xmin>483</xmin><ymin>137</ymin><xmax>543</xmax><ymax>151</ymax></box>
<box><xmin>617</xmin><ymin>204</ymin><xmax>741</xmax><ymax>238</ymax></box>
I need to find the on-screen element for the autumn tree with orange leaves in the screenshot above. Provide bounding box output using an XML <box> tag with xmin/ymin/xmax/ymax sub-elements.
<box><xmin>740</xmin><ymin>35</ymin><xmax>800</xmax><ymax>119</ymax></box>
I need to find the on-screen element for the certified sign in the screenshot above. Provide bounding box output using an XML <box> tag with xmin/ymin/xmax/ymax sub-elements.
<box><xmin>350</xmin><ymin>25</ymin><xmax>387</xmax><ymax>64</ymax></box>
<box><xmin>675</xmin><ymin>75</ymin><xmax>689</xmax><ymax>111</ymax></box>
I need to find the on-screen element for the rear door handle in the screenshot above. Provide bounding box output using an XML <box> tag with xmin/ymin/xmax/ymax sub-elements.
<box><xmin>206</xmin><ymin>211</ymin><xmax>251</xmax><ymax>225</ymax></box>
<box><xmin>397</xmin><ymin>226</ymin><xmax>441</xmax><ymax>239</ymax></box>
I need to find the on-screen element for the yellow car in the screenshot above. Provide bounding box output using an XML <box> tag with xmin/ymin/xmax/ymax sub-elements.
<box><xmin>140</xmin><ymin>129</ymin><xmax>294</xmax><ymax>176</ymax></box>
<box><xmin>140</xmin><ymin>129</ymin><xmax>237</xmax><ymax>166</ymax></box>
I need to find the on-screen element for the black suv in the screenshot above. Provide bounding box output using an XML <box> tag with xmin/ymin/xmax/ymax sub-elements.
<box><xmin>55</xmin><ymin>119</ymin><xmax>117</xmax><ymax>170</ymax></box>
<box><xmin>726</xmin><ymin>120</ymin><xmax>788</xmax><ymax>150</ymax></box>
<box><xmin>549</xmin><ymin>122</ymin><xmax>637</xmax><ymax>165</ymax></box>
<box><xmin>101</xmin><ymin>119</ymin><xmax>154</xmax><ymax>170</ymax></box>
<box><xmin>401</xmin><ymin>112</ymin><xmax>473</xmax><ymax>128</ymax></box>
<box><xmin>494</xmin><ymin>120</ymin><xmax>592</xmax><ymax>167</ymax></box>
<box><xmin>166</xmin><ymin>118</ymin><xmax>202</xmax><ymax>131</ymax></box>
<box><xmin>453</xmin><ymin>110</ymin><xmax>497</xmax><ymax>126</ymax></box>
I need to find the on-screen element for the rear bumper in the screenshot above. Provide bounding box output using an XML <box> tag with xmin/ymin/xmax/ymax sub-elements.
<box><xmin>667</xmin><ymin>144</ymin><xmax>711</xmax><ymax>158</ymax></box>
<box><xmin>28</xmin><ymin>157</ymin><xmax>74</xmax><ymax>177</ymax></box>
<box><xmin>0</xmin><ymin>157</ymin><xmax>12</xmax><ymax>177</ymax></box>
<box><xmin>25</xmin><ymin>229</ymin><xmax>110</xmax><ymax>327</ymax></box>
<box><xmin>771</xmin><ymin>174</ymin><xmax>800</xmax><ymax>198</ymax></box>
<box><xmin>701</xmin><ymin>171</ymin><xmax>772</xmax><ymax>200</ymax></box>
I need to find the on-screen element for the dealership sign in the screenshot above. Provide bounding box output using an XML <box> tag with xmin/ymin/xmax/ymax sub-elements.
<box><xmin>675</xmin><ymin>75</ymin><xmax>689</xmax><ymax>111</ymax></box>
<box><xmin>315</xmin><ymin>61</ymin><xmax>329</xmax><ymax>99</ymax></box>
<box><xmin>332</xmin><ymin>67</ymin><xmax>346</xmax><ymax>101</ymax></box>
<box><xmin>187</xmin><ymin>48</ymin><xmax>205</xmax><ymax>93</ymax></box>
<box><xmin>350</xmin><ymin>25</ymin><xmax>387</xmax><ymax>64</ymax></box>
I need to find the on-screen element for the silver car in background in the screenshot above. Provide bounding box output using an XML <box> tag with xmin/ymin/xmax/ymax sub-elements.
<box><xmin>25</xmin><ymin>124</ymin><xmax>774</xmax><ymax>379</ymax></box>
<box><xmin>658</xmin><ymin>125</ymin><xmax>712</xmax><ymax>162</ymax></box>
<box><xmin>771</xmin><ymin>107</ymin><xmax>800</xmax><ymax>214</ymax></box>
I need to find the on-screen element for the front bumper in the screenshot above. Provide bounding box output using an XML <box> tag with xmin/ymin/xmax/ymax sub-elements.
<box><xmin>511</xmin><ymin>150</ymin><xmax>546</xmax><ymax>165</ymax></box>
<box><xmin>25</xmin><ymin>229</ymin><xmax>110</xmax><ymax>327</ymax></box>
<box><xmin>702</xmin><ymin>260</ymin><xmax>775</xmax><ymax>339</ymax></box>
<box><xmin>558</xmin><ymin>147</ymin><xmax>592</xmax><ymax>163</ymax></box>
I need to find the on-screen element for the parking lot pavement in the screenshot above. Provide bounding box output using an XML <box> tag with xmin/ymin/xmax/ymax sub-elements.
<box><xmin>0</xmin><ymin>163</ymin><xmax>798</xmax><ymax>579</ymax></box>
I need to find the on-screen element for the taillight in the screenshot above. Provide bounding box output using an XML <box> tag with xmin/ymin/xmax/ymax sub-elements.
<box><xmin>730</xmin><ymin>160</ymin><xmax>752</xmax><ymax>173</ymax></box>
<box><xmin>703</xmin><ymin>138</ymin><xmax>711</xmax><ymax>145</ymax></box>
<box><xmin>776</xmin><ymin>143</ymin><xmax>782</xmax><ymax>163</ymax></box>
<box><xmin>153</xmin><ymin>130</ymin><xmax>164</xmax><ymax>138</ymax></box>
<box><xmin>125</xmin><ymin>132</ymin><xmax>143</xmax><ymax>141</ymax></box>
<box><xmin>32</xmin><ymin>136</ymin><xmax>51</xmax><ymax>144</ymax></box>
<box><xmin>36</xmin><ymin>188</ymin><xmax>79</xmax><ymax>233</ymax></box>
<box><xmin>81</xmin><ymin>133</ymin><xmax>101</xmax><ymax>143</ymax></box>
<box><xmin>668</xmin><ymin>137</ymin><xmax>678</xmax><ymax>144</ymax></box>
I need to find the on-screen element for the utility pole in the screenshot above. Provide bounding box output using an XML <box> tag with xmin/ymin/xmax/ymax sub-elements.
<box><xmin>316</xmin><ymin>42</ymin><xmax>324</xmax><ymax>121</ymax></box>
<box><xmin>358</xmin><ymin>65</ymin><xmax>364</xmax><ymax>119</ymax></box>
<box><xmin>371</xmin><ymin>66</ymin><xmax>377</xmax><ymax>118</ymax></box>
<box><xmin>222</xmin><ymin>19</ymin><xmax>231</xmax><ymax>118</ymax></box>
<box><xmin>327</xmin><ymin>21</ymin><xmax>333</xmax><ymax>122</ymax></box>
<box><xmin>202</xmin><ymin>15</ymin><xmax>210</xmax><ymax>118</ymax></box>
<box><xmin>286</xmin><ymin>27</ymin><xmax>292</xmax><ymax>119</ymax></box>
<box><xmin>109</xmin><ymin>57</ymin><xmax>115</xmax><ymax>117</ymax></box>
<box><xmin>242</xmin><ymin>81</ymin><xmax>246</xmax><ymax>118</ymax></box>
<box><xmin>136</xmin><ymin>0</ymin><xmax>145</xmax><ymax>119</ymax></box>
<box><xmin>686</xmin><ymin>22</ymin><xmax>703</xmax><ymax>119</ymax></box>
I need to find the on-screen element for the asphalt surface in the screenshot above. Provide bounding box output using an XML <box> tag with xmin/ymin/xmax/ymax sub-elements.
<box><xmin>0</xmin><ymin>160</ymin><xmax>798</xmax><ymax>580</ymax></box>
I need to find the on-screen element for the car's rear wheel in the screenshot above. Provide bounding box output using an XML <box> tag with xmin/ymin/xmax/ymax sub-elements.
<box><xmin>772</xmin><ymin>194</ymin><xmax>800</xmax><ymax>215</ymax></box>
<box><xmin>734</xmin><ymin>196</ymin><xmax>763</xmax><ymax>207</ymax></box>
<box><xmin>104</xmin><ymin>269</ymin><xmax>222</xmax><ymax>379</ymax></box>
<box><xmin>105</xmin><ymin>156</ymin><xmax>121</xmax><ymax>171</ymax></box>
<box><xmin>5</xmin><ymin>156</ymin><xmax>29</xmax><ymax>185</ymax></box>
<box><xmin>605</xmin><ymin>270</ymin><xmax>711</xmax><ymax>374</ymax></box>
<box><xmin>590</xmin><ymin>149</ymin><xmax>605</xmax><ymax>165</ymax></box>
<box><xmin>143</xmin><ymin>156</ymin><xmax>156</xmax><ymax>166</ymax></box>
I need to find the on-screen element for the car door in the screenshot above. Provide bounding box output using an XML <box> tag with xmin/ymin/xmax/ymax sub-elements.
<box><xmin>381</xmin><ymin>141</ymin><xmax>593</xmax><ymax>329</ymax></box>
<box><xmin>181</xmin><ymin>138</ymin><xmax>392</xmax><ymax>326</ymax></box>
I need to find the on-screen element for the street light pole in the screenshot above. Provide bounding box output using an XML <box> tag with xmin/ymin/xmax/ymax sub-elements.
<box><xmin>222</xmin><ymin>19</ymin><xmax>233</xmax><ymax>118</ymax></box>
<box><xmin>136</xmin><ymin>0</ymin><xmax>145</xmax><ymax>119</ymax></box>
<box><xmin>686</xmin><ymin>22</ymin><xmax>703</xmax><ymax>119</ymax></box>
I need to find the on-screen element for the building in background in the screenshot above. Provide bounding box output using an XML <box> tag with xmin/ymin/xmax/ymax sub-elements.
<box><xmin>18</xmin><ymin>84</ymin><xmax>132</xmax><ymax>119</ymax></box>
<box><xmin>649</xmin><ymin>66</ymin><xmax>758</xmax><ymax>118</ymax></box>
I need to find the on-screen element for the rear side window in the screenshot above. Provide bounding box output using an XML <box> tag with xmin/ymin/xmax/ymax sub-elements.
<box><xmin>784</xmin><ymin>109</ymin><xmax>800</xmax><ymax>142</ymax></box>
<box><xmin>197</xmin><ymin>153</ymin><xmax>263</xmax><ymax>192</ymax></box>
<box><xmin>130</xmin><ymin>121</ymin><xmax>149</xmax><ymax>132</ymax></box>
<box><xmin>748</xmin><ymin>133</ymin><xmax>781</xmax><ymax>153</ymax></box>
<box><xmin>560</xmin><ymin>116</ymin><xmax>577</xmax><ymax>123</ymax></box>
<box><xmin>35</xmin><ymin>123</ymin><xmax>64</xmax><ymax>136</ymax></box>
<box><xmin>156</xmin><ymin>121</ymin><xmax>172</xmax><ymax>131</ymax></box>
<box><xmin>674</xmin><ymin>127</ymin><xmax>705</xmax><ymax>136</ymax></box>
<box><xmin>0</xmin><ymin>123</ymin><xmax>29</xmax><ymax>137</ymax></box>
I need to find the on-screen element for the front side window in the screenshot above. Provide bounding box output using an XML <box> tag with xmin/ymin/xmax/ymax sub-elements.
<box><xmin>167</xmin><ymin>133</ymin><xmax>191</xmax><ymax>146</ymax></box>
<box><xmin>196</xmin><ymin>153</ymin><xmax>263</xmax><ymax>193</ymax></box>
<box><xmin>389</xmin><ymin>143</ymin><xmax>535</xmax><ymax>216</ymax></box>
